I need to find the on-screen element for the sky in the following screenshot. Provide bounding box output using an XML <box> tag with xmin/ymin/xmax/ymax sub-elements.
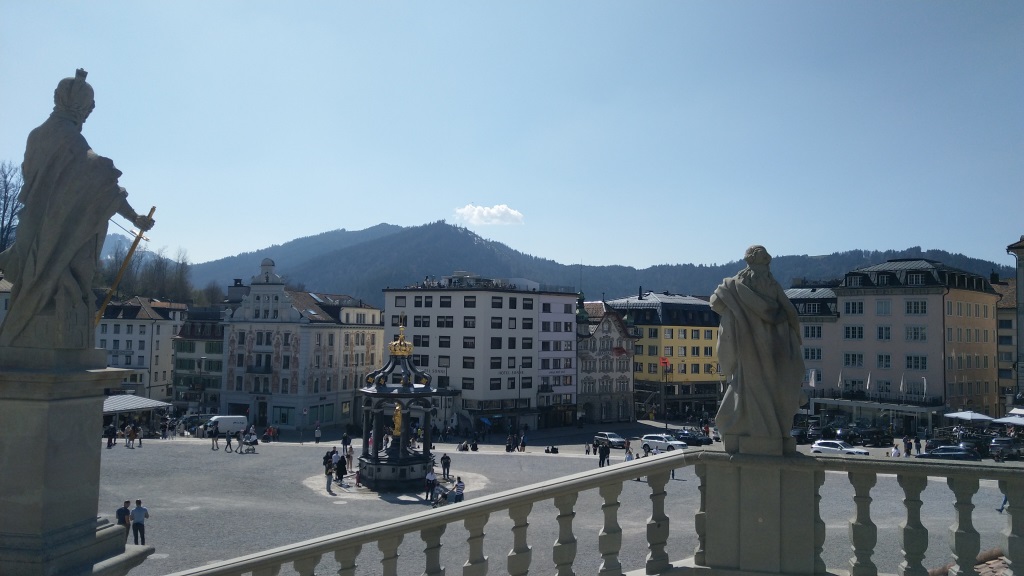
<box><xmin>1</xmin><ymin>2</ymin><xmax>1021</xmax><ymax>269</ymax></box>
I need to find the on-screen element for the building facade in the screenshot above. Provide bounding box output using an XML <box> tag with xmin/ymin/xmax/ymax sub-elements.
<box><xmin>382</xmin><ymin>271</ymin><xmax>579</xmax><ymax>434</ymax></box>
<box><xmin>604</xmin><ymin>291</ymin><xmax>721</xmax><ymax>421</ymax></box>
<box><xmin>96</xmin><ymin>297</ymin><xmax>186</xmax><ymax>400</ymax></box>
<box><xmin>793</xmin><ymin>259</ymin><xmax>1000</xmax><ymax>434</ymax></box>
<box><xmin>578</xmin><ymin>301</ymin><xmax>637</xmax><ymax>424</ymax></box>
<box><xmin>218</xmin><ymin>259</ymin><xmax>383</xmax><ymax>430</ymax></box>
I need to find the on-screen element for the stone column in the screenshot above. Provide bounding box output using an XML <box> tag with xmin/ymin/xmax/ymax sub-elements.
<box><xmin>0</xmin><ymin>350</ymin><xmax>152</xmax><ymax>576</ymax></box>
<box><xmin>360</xmin><ymin>401</ymin><xmax>372</xmax><ymax>458</ymax></box>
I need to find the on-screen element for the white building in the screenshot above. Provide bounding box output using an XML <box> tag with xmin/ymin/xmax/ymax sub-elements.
<box><xmin>96</xmin><ymin>297</ymin><xmax>186</xmax><ymax>400</ymax></box>
<box><xmin>382</xmin><ymin>271</ymin><xmax>579</xmax><ymax>434</ymax></box>
<box><xmin>219</xmin><ymin>259</ymin><xmax>383</xmax><ymax>431</ymax></box>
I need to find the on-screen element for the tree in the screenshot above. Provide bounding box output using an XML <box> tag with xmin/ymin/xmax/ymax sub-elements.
<box><xmin>0</xmin><ymin>160</ymin><xmax>22</xmax><ymax>252</ymax></box>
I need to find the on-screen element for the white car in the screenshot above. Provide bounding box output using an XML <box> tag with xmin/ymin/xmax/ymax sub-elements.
<box><xmin>640</xmin><ymin>434</ymin><xmax>688</xmax><ymax>452</ymax></box>
<box><xmin>810</xmin><ymin>440</ymin><xmax>869</xmax><ymax>456</ymax></box>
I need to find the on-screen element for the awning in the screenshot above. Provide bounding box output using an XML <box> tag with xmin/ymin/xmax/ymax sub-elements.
<box><xmin>993</xmin><ymin>416</ymin><xmax>1024</xmax><ymax>426</ymax></box>
<box><xmin>103</xmin><ymin>394</ymin><xmax>172</xmax><ymax>415</ymax></box>
<box><xmin>479</xmin><ymin>417</ymin><xmax>492</xmax><ymax>425</ymax></box>
<box><xmin>1010</xmin><ymin>408</ymin><xmax>1024</xmax><ymax>416</ymax></box>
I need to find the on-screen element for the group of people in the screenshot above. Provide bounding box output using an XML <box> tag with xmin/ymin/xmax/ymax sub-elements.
<box><xmin>322</xmin><ymin>445</ymin><xmax>356</xmax><ymax>495</ymax></box>
<box><xmin>104</xmin><ymin>423</ymin><xmax>143</xmax><ymax>449</ymax></box>
<box><xmin>505</xmin><ymin>431</ymin><xmax>527</xmax><ymax>452</ymax></box>
<box><xmin>115</xmin><ymin>499</ymin><xmax>150</xmax><ymax>545</ymax></box>
<box><xmin>890</xmin><ymin>435</ymin><xmax>923</xmax><ymax>457</ymax></box>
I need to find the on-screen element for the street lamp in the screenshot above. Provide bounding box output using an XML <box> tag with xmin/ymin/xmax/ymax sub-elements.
<box><xmin>198</xmin><ymin>356</ymin><xmax>206</xmax><ymax>413</ymax></box>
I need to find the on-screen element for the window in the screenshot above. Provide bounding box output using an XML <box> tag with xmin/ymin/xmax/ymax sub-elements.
<box><xmin>522</xmin><ymin>357</ymin><xmax>532</xmax><ymax>368</ymax></box>
<box><xmin>877</xmin><ymin>326</ymin><xmax>891</xmax><ymax>341</ymax></box>
<box><xmin>876</xmin><ymin>300</ymin><xmax>891</xmax><ymax>316</ymax></box>
<box><xmin>490</xmin><ymin>378</ymin><xmax>501</xmax><ymax>390</ymax></box>
<box><xmin>844</xmin><ymin>326</ymin><xmax>864</xmax><ymax>340</ymax></box>
<box><xmin>413</xmin><ymin>335</ymin><xmax>430</xmax><ymax>347</ymax></box>
<box><xmin>509</xmin><ymin>297</ymin><xmax>517</xmax><ymax>309</ymax></box>
<box><xmin>491</xmin><ymin>296</ymin><xmax>503</xmax><ymax>309</ymax></box>
<box><xmin>648</xmin><ymin>328</ymin><xmax>658</xmax><ymax>338</ymax></box>
<box><xmin>463</xmin><ymin>337</ymin><xmax>475</xmax><ymax>349</ymax></box>
<box><xmin>541</xmin><ymin>322</ymin><xmax>551</xmax><ymax>332</ymax></box>
<box><xmin>804</xmin><ymin>348</ymin><xmax>822</xmax><ymax>361</ymax></box>
<box><xmin>464</xmin><ymin>296</ymin><xmax>476</xmax><ymax>308</ymax></box>
<box><xmin>648</xmin><ymin>345</ymin><xmax>658</xmax><ymax>356</ymax></box>
<box><xmin>843</xmin><ymin>353</ymin><xmax>864</xmax><ymax>367</ymax></box>
<box><xmin>438</xmin><ymin>316</ymin><xmax>454</xmax><ymax>328</ymax></box>
<box><xmin>564</xmin><ymin>303</ymin><xmax>573</xmax><ymax>313</ymax></box>
<box><xmin>523</xmin><ymin>318</ymin><xmax>533</xmax><ymax>330</ymax></box>
<box><xmin>703</xmin><ymin>346</ymin><xmax>713</xmax><ymax>356</ymax></box>
<box><xmin>704</xmin><ymin>330</ymin><xmax>713</xmax><ymax>340</ymax></box>
<box><xmin>414</xmin><ymin>315</ymin><xmax>431</xmax><ymax>328</ymax></box>
<box><xmin>439</xmin><ymin>336</ymin><xmax>451</xmax><ymax>348</ymax></box>
<box><xmin>490</xmin><ymin>357</ymin><xmax>502</xmax><ymax>369</ymax></box>
<box><xmin>395</xmin><ymin>296</ymin><xmax>406</xmax><ymax>307</ymax></box>
<box><xmin>463</xmin><ymin>357</ymin><xmax>475</xmax><ymax>369</ymax></box>
<box><xmin>523</xmin><ymin>298</ymin><xmax>533</xmax><ymax>310</ymax></box>
<box><xmin>462</xmin><ymin>377</ymin><xmax>475</xmax><ymax>390</ymax></box>
<box><xmin>440</xmin><ymin>296</ymin><xmax>451</xmax><ymax>308</ymax></box>
<box><xmin>521</xmin><ymin>338</ymin><xmax>533</xmax><ymax>350</ymax></box>
<box><xmin>905</xmin><ymin>300</ymin><xmax>927</xmax><ymax>315</ymax></box>
<box><xmin>877</xmin><ymin>354</ymin><xmax>891</xmax><ymax>369</ymax></box>
<box><xmin>542</xmin><ymin>303</ymin><xmax>551</xmax><ymax>313</ymax></box>
<box><xmin>804</xmin><ymin>325</ymin><xmax>822</xmax><ymax>339</ymax></box>
<box><xmin>906</xmin><ymin>355</ymin><xmax>928</xmax><ymax>370</ymax></box>
<box><xmin>907</xmin><ymin>273</ymin><xmax>924</xmax><ymax>286</ymax></box>
<box><xmin>507</xmin><ymin>337</ymin><xmax>516</xmax><ymax>349</ymax></box>
<box><xmin>905</xmin><ymin>326</ymin><xmax>927</xmax><ymax>342</ymax></box>
<box><xmin>664</xmin><ymin>329</ymin><xmax>674</xmax><ymax>339</ymax></box>
<box><xmin>490</xmin><ymin>337</ymin><xmax>502</xmax><ymax>349</ymax></box>
<box><xmin>414</xmin><ymin>296</ymin><xmax>423</xmax><ymax>308</ymax></box>
<box><xmin>491</xmin><ymin>317</ymin><xmax>502</xmax><ymax>329</ymax></box>
<box><xmin>691</xmin><ymin>330</ymin><xmax>700</xmax><ymax>339</ymax></box>
<box><xmin>679</xmin><ymin>330</ymin><xmax>687</xmax><ymax>340</ymax></box>
<box><xmin>464</xmin><ymin>316</ymin><xmax>476</xmax><ymax>329</ymax></box>
<box><xmin>691</xmin><ymin>346</ymin><xmax>700</xmax><ymax>357</ymax></box>
<box><xmin>844</xmin><ymin>301</ymin><xmax>864</xmax><ymax>315</ymax></box>
<box><xmin>663</xmin><ymin>346</ymin><xmax>674</xmax><ymax>357</ymax></box>
<box><xmin>391</xmin><ymin>315</ymin><xmax>401</xmax><ymax>327</ymax></box>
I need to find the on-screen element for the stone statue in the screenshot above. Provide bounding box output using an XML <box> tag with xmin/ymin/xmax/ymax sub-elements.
<box><xmin>393</xmin><ymin>404</ymin><xmax>403</xmax><ymax>437</ymax></box>
<box><xmin>711</xmin><ymin>245</ymin><xmax>804</xmax><ymax>442</ymax></box>
<box><xmin>0</xmin><ymin>69</ymin><xmax>154</xmax><ymax>350</ymax></box>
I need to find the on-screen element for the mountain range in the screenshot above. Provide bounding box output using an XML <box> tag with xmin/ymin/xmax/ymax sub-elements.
<box><xmin>105</xmin><ymin>221</ymin><xmax>1015</xmax><ymax>309</ymax></box>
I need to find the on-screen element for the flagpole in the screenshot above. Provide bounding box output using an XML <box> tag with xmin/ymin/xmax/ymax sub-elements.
<box><xmin>94</xmin><ymin>206</ymin><xmax>156</xmax><ymax>326</ymax></box>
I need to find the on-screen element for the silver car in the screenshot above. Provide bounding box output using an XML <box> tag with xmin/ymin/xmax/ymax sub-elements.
<box><xmin>640</xmin><ymin>434</ymin><xmax>688</xmax><ymax>452</ymax></box>
<box><xmin>810</xmin><ymin>440</ymin><xmax>869</xmax><ymax>456</ymax></box>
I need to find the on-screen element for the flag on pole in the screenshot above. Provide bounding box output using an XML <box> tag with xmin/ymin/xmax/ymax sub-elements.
<box><xmin>921</xmin><ymin>376</ymin><xmax>927</xmax><ymax>396</ymax></box>
<box><xmin>836</xmin><ymin>370</ymin><xmax>843</xmax><ymax>390</ymax></box>
<box><xmin>899</xmin><ymin>373</ymin><xmax>905</xmax><ymax>393</ymax></box>
<box><xmin>866</xmin><ymin>372</ymin><xmax>871</xmax><ymax>390</ymax></box>
<box><xmin>808</xmin><ymin>368</ymin><xmax>817</xmax><ymax>388</ymax></box>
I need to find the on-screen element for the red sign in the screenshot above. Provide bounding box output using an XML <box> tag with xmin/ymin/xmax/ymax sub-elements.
<box><xmin>659</xmin><ymin>357</ymin><xmax>669</xmax><ymax>367</ymax></box>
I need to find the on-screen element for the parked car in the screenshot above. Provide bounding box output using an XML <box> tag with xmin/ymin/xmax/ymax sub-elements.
<box><xmin>674</xmin><ymin>428</ymin><xmax>714</xmax><ymax>446</ymax></box>
<box><xmin>593</xmin><ymin>432</ymin><xmax>627</xmax><ymax>449</ymax></box>
<box><xmin>640</xmin><ymin>434</ymin><xmax>688</xmax><ymax>452</ymax></box>
<box><xmin>789</xmin><ymin>426</ymin><xmax>810</xmax><ymax>444</ymax></box>
<box><xmin>958</xmin><ymin>439</ymin><xmax>990</xmax><ymax>458</ymax></box>
<box><xmin>809</xmin><ymin>440</ymin><xmax>869</xmax><ymax>456</ymax></box>
<box><xmin>989</xmin><ymin>437</ymin><xmax>1023</xmax><ymax>459</ymax></box>
<box><xmin>807</xmin><ymin>425</ymin><xmax>836</xmax><ymax>441</ymax></box>
<box><xmin>834</xmin><ymin>427</ymin><xmax>863</xmax><ymax>445</ymax></box>
<box><xmin>915</xmin><ymin>445</ymin><xmax>982</xmax><ymax>461</ymax></box>
<box><xmin>859</xmin><ymin>428</ymin><xmax>894</xmax><ymax>448</ymax></box>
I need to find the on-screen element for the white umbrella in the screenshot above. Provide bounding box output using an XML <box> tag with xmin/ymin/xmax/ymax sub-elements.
<box><xmin>944</xmin><ymin>410</ymin><xmax>994</xmax><ymax>422</ymax></box>
<box><xmin>993</xmin><ymin>416</ymin><xmax>1024</xmax><ymax>426</ymax></box>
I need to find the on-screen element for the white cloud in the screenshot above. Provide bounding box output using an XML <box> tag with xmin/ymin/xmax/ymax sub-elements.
<box><xmin>453</xmin><ymin>204</ymin><xmax>524</xmax><ymax>226</ymax></box>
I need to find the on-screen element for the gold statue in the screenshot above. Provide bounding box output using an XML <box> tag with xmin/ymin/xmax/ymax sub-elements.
<box><xmin>393</xmin><ymin>404</ymin><xmax>403</xmax><ymax>437</ymax></box>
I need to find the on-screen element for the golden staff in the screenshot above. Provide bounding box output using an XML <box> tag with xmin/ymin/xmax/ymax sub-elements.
<box><xmin>94</xmin><ymin>206</ymin><xmax>156</xmax><ymax>326</ymax></box>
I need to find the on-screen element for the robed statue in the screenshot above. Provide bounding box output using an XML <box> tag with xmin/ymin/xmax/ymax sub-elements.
<box><xmin>712</xmin><ymin>245</ymin><xmax>804</xmax><ymax>441</ymax></box>
<box><xmin>0</xmin><ymin>69</ymin><xmax>154</xmax><ymax>350</ymax></box>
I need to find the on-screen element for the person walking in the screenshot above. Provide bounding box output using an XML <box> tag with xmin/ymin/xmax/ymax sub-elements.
<box><xmin>210</xmin><ymin>422</ymin><xmax>220</xmax><ymax>451</ymax></box>
<box><xmin>440</xmin><ymin>453</ymin><xmax>451</xmax><ymax>480</ymax></box>
<box><xmin>135</xmin><ymin>423</ymin><xmax>142</xmax><ymax>448</ymax></box>
<box><xmin>314</xmin><ymin>425</ymin><xmax>322</xmax><ymax>444</ymax></box>
<box><xmin>346</xmin><ymin>444</ymin><xmax>354</xmax><ymax>471</ymax></box>
<box><xmin>453</xmin><ymin>476</ymin><xmax>465</xmax><ymax>503</ymax></box>
<box><xmin>914</xmin><ymin>437</ymin><xmax>922</xmax><ymax>455</ymax></box>
<box><xmin>130</xmin><ymin>499</ymin><xmax>149</xmax><ymax>545</ymax></box>
<box><xmin>115</xmin><ymin>500</ymin><xmax>131</xmax><ymax>543</ymax></box>
<box><xmin>424</xmin><ymin>468</ymin><xmax>437</xmax><ymax>502</ymax></box>
<box><xmin>998</xmin><ymin>494</ymin><xmax>1009</xmax><ymax>513</ymax></box>
<box><xmin>105</xmin><ymin>425</ymin><xmax>117</xmax><ymax>449</ymax></box>
<box><xmin>331</xmin><ymin>448</ymin><xmax>342</xmax><ymax>483</ymax></box>
<box><xmin>325</xmin><ymin>456</ymin><xmax>335</xmax><ymax>495</ymax></box>
<box><xmin>224</xmin><ymin>430</ymin><xmax>234</xmax><ymax>453</ymax></box>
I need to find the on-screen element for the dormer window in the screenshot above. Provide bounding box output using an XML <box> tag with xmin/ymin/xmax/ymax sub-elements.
<box><xmin>848</xmin><ymin>276</ymin><xmax>861</xmax><ymax>287</ymax></box>
<box><xmin>907</xmin><ymin>273</ymin><xmax>924</xmax><ymax>286</ymax></box>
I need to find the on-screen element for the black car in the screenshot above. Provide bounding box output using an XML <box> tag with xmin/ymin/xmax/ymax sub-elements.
<box><xmin>959</xmin><ymin>439</ymin><xmax>990</xmax><ymax>458</ymax></box>
<box><xmin>989</xmin><ymin>437</ymin><xmax>1023</xmax><ymax>459</ymax></box>
<box><xmin>834</xmin><ymin>427</ymin><xmax>863</xmax><ymax>445</ymax></box>
<box><xmin>790</xmin><ymin>426</ymin><xmax>810</xmax><ymax>444</ymax></box>
<box><xmin>807</xmin><ymin>425</ymin><xmax>835</xmax><ymax>441</ymax></box>
<box><xmin>674</xmin><ymin>429</ymin><xmax>714</xmax><ymax>446</ymax></box>
<box><xmin>859</xmin><ymin>428</ymin><xmax>894</xmax><ymax>448</ymax></box>
<box><xmin>915</xmin><ymin>445</ymin><xmax>982</xmax><ymax>461</ymax></box>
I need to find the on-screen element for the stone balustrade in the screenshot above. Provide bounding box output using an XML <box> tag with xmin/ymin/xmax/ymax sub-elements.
<box><xmin>164</xmin><ymin>450</ymin><xmax>1024</xmax><ymax>576</ymax></box>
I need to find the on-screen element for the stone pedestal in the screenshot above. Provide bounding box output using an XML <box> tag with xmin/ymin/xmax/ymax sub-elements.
<box><xmin>0</xmin><ymin>350</ymin><xmax>152</xmax><ymax>576</ymax></box>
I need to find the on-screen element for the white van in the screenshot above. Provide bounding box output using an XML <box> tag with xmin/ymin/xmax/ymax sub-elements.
<box><xmin>205</xmin><ymin>415</ymin><xmax>248</xmax><ymax>436</ymax></box>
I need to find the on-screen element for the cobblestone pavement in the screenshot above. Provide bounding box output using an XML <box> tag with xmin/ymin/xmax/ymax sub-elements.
<box><xmin>99</xmin><ymin>422</ymin><xmax>1014</xmax><ymax>576</ymax></box>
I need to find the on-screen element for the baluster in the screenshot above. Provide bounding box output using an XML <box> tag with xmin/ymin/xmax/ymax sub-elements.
<box><xmin>946</xmin><ymin>476</ymin><xmax>980</xmax><ymax>576</ymax></box>
<box><xmin>694</xmin><ymin>463</ymin><xmax>707</xmax><ymax>566</ymax></box>
<box><xmin>334</xmin><ymin>543</ymin><xmax>362</xmax><ymax>576</ymax></box>
<box><xmin>508</xmin><ymin>503</ymin><xmax>533</xmax><ymax>576</ymax></box>
<box><xmin>292</xmin><ymin>554</ymin><xmax>321</xmax><ymax>576</ymax></box>
<box><xmin>848</xmin><ymin>471</ymin><xmax>878</xmax><ymax>576</ymax></box>
<box><xmin>645</xmin><ymin>470</ymin><xmax>671</xmax><ymax>574</ymax></box>
<box><xmin>1002</xmin><ymin>479</ymin><xmax>1024</xmax><ymax>576</ymax></box>
<box><xmin>814</xmin><ymin>469</ymin><xmax>826</xmax><ymax>574</ymax></box>
<box><xmin>598</xmin><ymin>481</ymin><xmax>624</xmax><ymax>576</ymax></box>
<box><xmin>422</xmin><ymin>524</ymin><xmax>447</xmax><ymax>576</ymax></box>
<box><xmin>897</xmin><ymin>473</ymin><xmax>929</xmax><ymax>576</ymax></box>
<box><xmin>553</xmin><ymin>492</ymin><xmax>579</xmax><ymax>576</ymax></box>
<box><xmin>253</xmin><ymin>566</ymin><xmax>282</xmax><ymax>576</ymax></box>
<box><xmin>378</xmin><ymin>534</ymin><xmax>403</xmax><ymax>576</ymax></box>
<box><xmin>463</xmin><ymin>512</ymin><xmax>490</xmax><ymax>576</ymax></box>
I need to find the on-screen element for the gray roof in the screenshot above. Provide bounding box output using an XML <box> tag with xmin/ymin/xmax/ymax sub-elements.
<box><xmin>785</xmin><ymin>287</ymin><xmax>836</xmax><ymax>300</ymax></box>
<box><xmin>103</xmin><ymin>394</ymin><xmax>172</xmax><ymax>414</ymax></box>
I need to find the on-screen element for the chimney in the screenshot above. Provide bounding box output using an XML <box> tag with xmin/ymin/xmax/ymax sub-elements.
<box><xmin>638</xmin><ymin>285</ymin><xmax>643</xmax><ymax>300</ymax></box>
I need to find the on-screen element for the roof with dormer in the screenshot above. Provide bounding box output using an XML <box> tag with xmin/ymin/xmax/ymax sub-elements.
<box><xmin>604</xmin><ymin>291</ymin><xmax>716</xmax><ymax>327</ymax></box>
<box><xmin>841</xmin><ymin>259</ymin><xmax>998</xmax><ymax>294</ymax></box>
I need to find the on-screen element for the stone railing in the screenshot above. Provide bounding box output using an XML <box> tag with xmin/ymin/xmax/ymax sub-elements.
<box><xmin>164</xmin><ymin>450</ymin><xmax>1024</xmax><ymax>576</ymax></box>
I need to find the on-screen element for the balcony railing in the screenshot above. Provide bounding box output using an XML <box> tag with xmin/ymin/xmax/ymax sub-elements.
<box><xmin>165</xmin><ymin>451</ymin><xmax>1024</xmax><ymax>576</ymax></box>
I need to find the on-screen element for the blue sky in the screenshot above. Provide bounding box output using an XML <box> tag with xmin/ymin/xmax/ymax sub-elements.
<box><xmin>2</xmin><ymin>2</ymin><xmax>1021</xmax><ymax>268</ymax></box>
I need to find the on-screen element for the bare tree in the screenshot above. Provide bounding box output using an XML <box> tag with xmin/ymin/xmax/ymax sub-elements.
<box><xmin>0</xmin><ymin>160</ymin><xmax>23</xmax><ymax>252</ymax></box>
<box><xmin>198</xmin><ymin>280</ymin><xmax>225</xmax><ymax>306</ymax></box>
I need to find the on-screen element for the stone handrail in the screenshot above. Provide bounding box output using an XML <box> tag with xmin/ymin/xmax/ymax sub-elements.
<box><xmin>163</xmin><ymin>449</ymin><xmax>1023</xmax><ymax>576</ymax></box>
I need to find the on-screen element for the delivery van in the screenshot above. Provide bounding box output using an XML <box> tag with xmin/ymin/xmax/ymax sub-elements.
<box><xmin>205</xmin><ymin>415</ymin><xmax>249</xmax><ymax>435</ymax></box>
